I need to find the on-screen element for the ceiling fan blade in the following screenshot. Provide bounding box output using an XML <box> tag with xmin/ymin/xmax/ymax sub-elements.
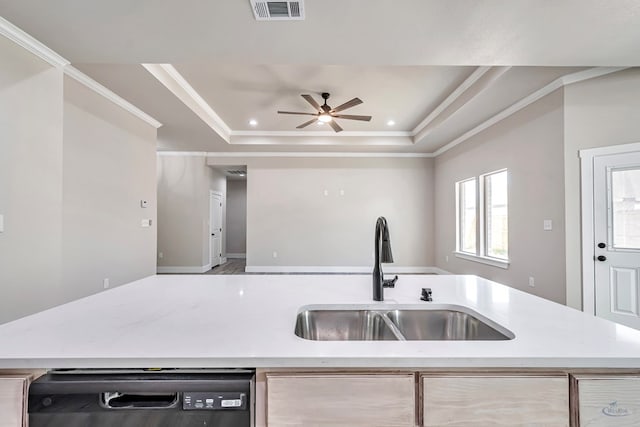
<box><xmin>296</xmin><ymin>118</ymin><xmax>318</xmax><ymax>129</ymax></box>
<box><xmin>328</xmin><ymin>120</ymin><xmax>343</xmax><ymax>132</ymax></box>
<box><xmin>277</xmin><ymin>111</ymin><xmax>318</xmax><ymax>116</ymax></box>
<box><xmin>301</xmin><ymin>94</ymin><xmax>321</xmax><ymax>111</ymax></box>
<box><xmin>332</xmin><ymin>114</ymin><xmax>372</xmax><ymax>121</ymax></box>
<box><xmin>331</xmin><ymin>97</ymin><xmax>363</xmax><ymax>113</ymax></box>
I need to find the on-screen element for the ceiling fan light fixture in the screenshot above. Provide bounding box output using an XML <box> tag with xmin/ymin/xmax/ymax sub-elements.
<box><xmin>318</xmin><ymin>113</ymin><xmax>332</xmax><ymax>123</ymax></box>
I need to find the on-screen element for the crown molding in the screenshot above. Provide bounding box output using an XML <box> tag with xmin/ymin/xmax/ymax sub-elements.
<box><xmin>432</xmin><ymin>66</ymin><xmax>628</xmax><ymax>157</ymax></box>
<box><xmin>64</xmin><ymin>66</ymin><xmax>163</xmax><ymax>129</ymax></box>
<box><xmin>230</xmin><ymin>130</ymin><xmax>412</xmax><ymax>138</ymax></box>
<box><xmin>435</xmin><ymin>67</ymin><xmax>628</xmax><ymax>156</ymax></box>
<box><xmin>411</xmin><ymin>66</ymin><xmax>492</xmax><ymax>136</ymax></box>
<box><xmin>143</xmin><ymin>64</ymin><xmax>231</xmax><ymax>142</ymax></box>
<box><xmin>412</xmin><ymin>66</ymin><xmax>511</xmax><ymax>143</ymax></box>
<box><xmin>206</xmin><ymin>151</ymin><xmax>434</xmax><ymax>158</ymax></box>
<box><xmin>0</xmin><ymin>17</ymin><xmax>162</xmax><ymax>128</ymax></box>
<box><xmin>0</xmin><ymin>16</ymin><xmax>69</xmax><ymax>67</ymax></box>
<box><xmin>157</xmin><ymin>151</ymin><xmax>208</xmax><ymax>157</ymax></box>
<box><xmin>155</xmin><ymin>151</ymin><xmax>433</xmax><ymax>158</ymax></box>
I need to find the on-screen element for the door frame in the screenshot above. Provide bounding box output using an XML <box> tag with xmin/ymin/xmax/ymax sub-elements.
<box><xmin>580</xmin><ymin>141</ymin><xmax>640</xmax><ymax>315</ymax></box>
<box><xmin>209</xmin><ymin>190</ymin><xmax>224</xmax><ymax>268</ymax></box>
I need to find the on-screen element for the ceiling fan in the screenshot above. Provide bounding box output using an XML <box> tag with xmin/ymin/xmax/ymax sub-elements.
<box><xmin>277</xmin><ymin>92</ymin><xmax>372</xmax><ymax>132</ymax></box>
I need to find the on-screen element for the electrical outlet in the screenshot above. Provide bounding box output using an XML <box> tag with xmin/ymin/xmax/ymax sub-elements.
<box><xmin>272</xmin><ymin>251</ymin><xmax>278</xmax><ymax>258</ymax></box>
<box><xmin>103</xmin><ymin>278</ymin><xmax>110</xmax><ymax>289</ymax></box>
<box><xmin>158</xmin><ymin>252</ymin><xmax>163</xmax><ymax>259</ymax></box>
<box><xmin>0</xmin><ymin>214</ymin><xmax>4</xmax><ymax>233</ymax></box>
<box><xmin>445</xmin><ymin>255</ymin><xmax>449</xmax><ymax>262</ymax></box>
<box><xmin>528</xmin><ymin>277</ymin><xmax>535</xmax><ymax>287</ymax></box>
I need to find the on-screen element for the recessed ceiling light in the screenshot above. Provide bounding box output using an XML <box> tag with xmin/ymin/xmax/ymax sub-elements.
<box><xmin>249</xmin><ymin>119</ymin><xmax>258</xmax><ymax>126</ymax></box>
<box><xmin>386</xmin><ymin>120</ymin><xmax>396</xmax><ymax>126</ymax></box>
<box><xmin>316</xmin><ymin>121</ymin><xmax>324</xmax><ymax>126</ymax></box>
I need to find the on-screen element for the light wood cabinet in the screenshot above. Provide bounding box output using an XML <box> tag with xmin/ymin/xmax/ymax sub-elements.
<box><xmin>265</xmin><ymin>373</ymin><xmax>416</xmax><ymax>427</ymax></box>
<box><xmin>421</xmin><ymin>374</ymin><xmax>569</xmax><ymax>427</ymax></box>
<box><xmin>0</xmin><ymin>376</ymin><xmax>29</xmax><ymax>427</ymax></box>
<box><xmin>571</xmin><ymin>375</ymin><xmax>640</xmax><ymax>427</ymax></box>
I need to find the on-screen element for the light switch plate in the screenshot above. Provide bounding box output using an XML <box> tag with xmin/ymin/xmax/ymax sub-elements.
<box><xmin>0</xmin><ymin>214</ymin><xmax>3</xmax><ymax>232</ymax></box>
<box><xmin>543</xmin><ymin>219</ymin><xmax>552</xmax><ymax>231</ymax></box>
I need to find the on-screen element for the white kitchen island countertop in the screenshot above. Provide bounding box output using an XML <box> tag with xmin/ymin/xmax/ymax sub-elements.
<box><xmin>0</xmin><ymin>274</ymin><xmax>639</xmax><ymax>369</ymax></box>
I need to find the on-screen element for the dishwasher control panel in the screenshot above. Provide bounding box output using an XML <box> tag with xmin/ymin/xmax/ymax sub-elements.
<box><xmin>183</xmin><ymin>392</ymin><xmax>247</xmax><ymax>410</ymax></box>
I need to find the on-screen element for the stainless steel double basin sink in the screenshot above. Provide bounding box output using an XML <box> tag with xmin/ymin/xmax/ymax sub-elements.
<box><xmin>294</xmin><ymin>305</ymin><xmax>514</xmax><ymax>341</ymax></box>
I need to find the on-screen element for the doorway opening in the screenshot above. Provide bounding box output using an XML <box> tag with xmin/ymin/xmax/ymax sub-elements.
<box><xmin>225</xmin><ymin>169</ymin><xmax>248</xmax><ymax>262</ymax></box>
<box><xmin>210</xmin><ymin>190</ymin><xmax>223</xmax><ymax>269</ymax></box>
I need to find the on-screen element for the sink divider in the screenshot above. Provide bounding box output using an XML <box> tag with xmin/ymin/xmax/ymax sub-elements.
<box><xmin>377</xmin><ymin>312</ymin><xmax>407</xmax><ymax>341</ymax></box>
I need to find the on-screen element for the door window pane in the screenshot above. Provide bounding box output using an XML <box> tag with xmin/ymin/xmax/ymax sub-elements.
<box><xmin>485</xmin><ymin>170</ymin><xmax>508</xmax><ymax>259</ymax></box>
<box><xmin>460</xmin><ymin>179</ymin><xmax>477</xmax><ymax>253</ymax></box>
<box><xmin>612</xmin><ymin>168</ymin><xmax>640</xmax><ymax>249</ymax></box>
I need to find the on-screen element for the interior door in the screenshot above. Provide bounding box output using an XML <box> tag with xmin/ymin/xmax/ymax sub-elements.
<box><xmin>210</xmin><ymin>192</ymin><xmax>223</xmax><ymax>268</ymax></box>
<box><xmin>594</xmin><ymin>151</ymin><xmax>640</xmax><ymax>329</ymax></box>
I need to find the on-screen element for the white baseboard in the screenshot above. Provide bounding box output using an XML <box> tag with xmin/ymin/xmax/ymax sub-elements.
<box><xmin>226</xmin><ymin>253</ymin><xmax>246</xmax><ymax>259</ymax></box>
<box><xmin>157</xmin><ymin>263</ymin><xmax>212</xmax><ymax>274</ymax></box>
<box><xmin>244</xmin><ymin>265</ymin><xmax>446</xmax><ymax>274</ymax></box>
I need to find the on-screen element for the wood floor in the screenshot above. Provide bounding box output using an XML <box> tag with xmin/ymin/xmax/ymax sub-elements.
<box><xmin>204</xmin><ymin>258</ymin><xmax>366</xmax><ymax>275</ymax></box>
<box><xmin>205</xmin><ymin>258</ymin><xmax>247</xmax><ymax>274</ymax></box>
<box><xmin>205</xmin><ymin>258</ymin><xmax>436</xmax><ymax>275</ymax></box>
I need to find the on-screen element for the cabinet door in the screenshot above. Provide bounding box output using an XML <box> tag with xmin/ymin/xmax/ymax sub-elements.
<box><xmin>0</xmin><ymin>377</ymin><xmax>28</xmax><ymax>427</ymax></box>
<box><xmin>571</xmin><ymin>375</ymin><xmax>640</xmax><ymax>426</ymax></box>
<box><xmin>422</xmin><ymin>374</ymin><xmax>569</xmax><ymax>426</ymax></box>
<box><xmin>266</xmin><ymin>373</ymin><xmax>415</xmax><ymax>427</ymax></box>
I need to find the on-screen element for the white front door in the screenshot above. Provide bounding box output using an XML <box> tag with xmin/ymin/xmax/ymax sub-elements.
<box><xmin>594</xmin><ymin>151</ymin><xmax>640</xmax><ymax>329</ymax></box>
<box><xmin>210</xmin><ymin>191</ymin><xmax>223</xmax><ymax>268</ymax></box>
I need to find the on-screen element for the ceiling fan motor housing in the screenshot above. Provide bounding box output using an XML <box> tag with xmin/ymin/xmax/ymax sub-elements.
<box><xmin>321</xmin><ymin>92</ymin><xmax>331</xmax><ymax>111</ymax></box>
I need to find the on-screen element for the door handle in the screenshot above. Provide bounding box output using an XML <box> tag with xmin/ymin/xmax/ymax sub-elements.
<box><xmin>597</xmin><ymin>242</ymin><xmax>606</xmax><ymax>249</ymax></box>
<box><xmin>597</xmin><ymin>255</ymin><xmax>607</xmax><ymax>262</ymax></box>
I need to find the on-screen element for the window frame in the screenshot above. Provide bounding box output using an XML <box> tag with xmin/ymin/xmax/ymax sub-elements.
<box><xmin>455</xmin><ymin>177</ymin><xmax>478</xmax><ymax>256</ymax></box>
<box><xmin>455</xmin><ymin>169</ymin><xmax>510</xmax><ymax>269</ymax></box>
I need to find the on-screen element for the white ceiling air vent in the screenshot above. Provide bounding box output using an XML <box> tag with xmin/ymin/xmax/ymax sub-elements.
<box><xmin>250</xmin><ymin>0</ymin><xmax>305</xmax><ymax>21</ymax></box>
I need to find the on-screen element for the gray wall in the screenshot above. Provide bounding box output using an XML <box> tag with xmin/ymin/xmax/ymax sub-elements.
<box><xmin>61</xmin><ymin>76</ymin><xmax>157</xmax><ymax>301</ymax></box>
<box><xmin>434</xmin><ymin>90</ymin><xmax>567</xmax><ymax>304</ymax></box>
<box><xmin>0</xmin><ymin>37</ymin><xmax>158</xmax><ymax>324</ymax></box>
<box><xmin>0</xmin><ymin>36</ymin><xmax>64</xmax><ymax>323</ymax></box>
<box><xmin>243</xmin><ymin>157</ymin><xmax>434</xmax><ymax>268</ymax></box>
<box><xmin>226</xmin><ymin>180</ymin><xmax>247</xmax><ymax>256</ymax></box>
<box><xmin>563</xmin><ymin>68</ymin><xmax>640</xmax><ymax>308</ymax></box>
<box><xmin>157</xmin><ymin>155</ymin><xmax>227</xmax><ymax>270</ymax></box>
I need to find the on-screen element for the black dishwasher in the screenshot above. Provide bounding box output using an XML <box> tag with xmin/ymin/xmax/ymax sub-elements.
<box><xmin>28</xmin><ymin>369</ymin><xmax>254</xmax><ymax>427</ymax></box>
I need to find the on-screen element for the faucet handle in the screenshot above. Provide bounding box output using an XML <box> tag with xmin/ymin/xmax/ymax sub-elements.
<box><xmin>421</xmin><ymin>287</ymin><xmax>433</xmax><ymax>302</ymax></box>
<box><xmin>383</xmin><ymin>275</ymin><xmax>398</xmax><ymax>288</ymax></box>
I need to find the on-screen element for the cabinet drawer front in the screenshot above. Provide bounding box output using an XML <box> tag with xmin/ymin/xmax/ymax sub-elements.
<box><xmin>574</xmin><ymin>377</ymin><xmax>640</xmax><ymax>426</ymax></box>
<box><xmin>422</xmin><ymin>375</ymin><xmax>569</xmax><ymax>427</ymax></box>
<box><xmin>0</xmin><ymin>378</ymin><xmax>27</xmax><ymax>427</ymax></box>
<box><xmin>266</xmin><ymin>373</ymin><xmax>415</xmax><ymax>427</ymax></box>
